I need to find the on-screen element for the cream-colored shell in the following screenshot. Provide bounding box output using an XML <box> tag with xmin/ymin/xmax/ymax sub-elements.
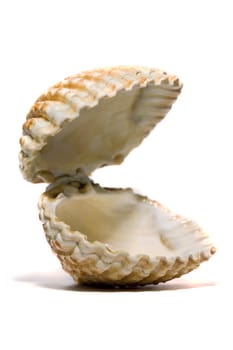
<box><xmin>19</xmin><ymin>66</ymin><xmax>181</xmax><ymax>183</ymax></box>
<box><xmin>39</xmin><ymin>178</ymin><xmax>215</xmax><ymax>286</ymax></box>
<box><xmin>19</xmin><ymin>65</ymin><xmax>216</xmax><ymax>286</ymax></box>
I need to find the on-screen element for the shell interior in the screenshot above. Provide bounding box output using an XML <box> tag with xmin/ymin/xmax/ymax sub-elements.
<box><xmin>36</xmin><ymin>85</ymin><xmax>176</xmax><ymax>178</ymax></box>
<box><xmin>54</xmin><ymin>183</ymin><xmax>213</xmax><ymax>259</ymax></box>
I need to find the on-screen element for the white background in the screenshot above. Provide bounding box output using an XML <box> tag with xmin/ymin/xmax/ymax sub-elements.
<box><xmin>0</xmin><ymin>0</ymin><xmax>232</xmax><ymax>349</ymax></box>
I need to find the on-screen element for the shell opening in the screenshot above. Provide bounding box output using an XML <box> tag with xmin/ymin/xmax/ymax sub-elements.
<box><xmin>55</xmin><ymin>187</ymin><xmax>213</xmax><ymax>258</ymax></box>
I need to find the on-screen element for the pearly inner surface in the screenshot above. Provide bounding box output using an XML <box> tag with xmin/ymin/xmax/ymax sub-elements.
<box><xmin>55</xmin><ymin>189</ymin><xmax>210</xmax><ymax>258</ymax></box>
<box><xmin>36</xmin><ymin>84</ymin><xmax>176</xmax><ymax>177</ymax></box>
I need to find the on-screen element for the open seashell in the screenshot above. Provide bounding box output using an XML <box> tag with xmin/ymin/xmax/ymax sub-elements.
<box><xmin>20</xmin><ymin>66</ymin><xmax>216</xmax><ymax>286</ymax></box>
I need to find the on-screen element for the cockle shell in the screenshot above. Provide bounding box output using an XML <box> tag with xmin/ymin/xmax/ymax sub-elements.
<box><xmin>39</xmin><ymin>177</ymin><xmax>215</xmax><ymax>286</ymax></box>
<box><xmin>20</xmin><ymin>66</ymin><xmax>181</xmax><ymax>183</ymax></box>
<box><xmin>19</xmin><ymin>66</ymin><xmax>216</xmax><ymax>286</ymax></box>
